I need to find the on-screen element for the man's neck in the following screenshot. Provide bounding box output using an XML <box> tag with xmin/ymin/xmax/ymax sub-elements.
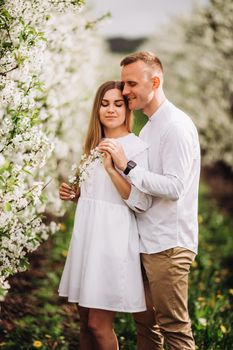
<box><xmin>143</xmin><ymin>91</ymin><xmax>166</xmax><ymax>118</ymax></box>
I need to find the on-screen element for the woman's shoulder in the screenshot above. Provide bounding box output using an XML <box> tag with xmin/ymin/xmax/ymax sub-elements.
<box><xmin>118</xmin><ymin>133</ymin><xmax>148</xmax><ymax>158</ymax></box>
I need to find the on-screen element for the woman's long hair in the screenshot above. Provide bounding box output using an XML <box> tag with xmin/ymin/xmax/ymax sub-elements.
<box><xmin>83</xmin><ymin>81</ymin><xmax>133</xmax><ymax>156</ymax></box>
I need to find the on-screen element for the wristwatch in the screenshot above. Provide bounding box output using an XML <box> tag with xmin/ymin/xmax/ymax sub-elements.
<box><xmin>123</xmin><ymin>160</ymin><xmax>137</xmax><ymax>175</ymax></box>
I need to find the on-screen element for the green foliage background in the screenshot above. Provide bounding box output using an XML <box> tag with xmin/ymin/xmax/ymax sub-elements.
<box><xmin>1</xmin><ymin>184</ymin><xmax>232</xmax><ymax>350</ymax></box>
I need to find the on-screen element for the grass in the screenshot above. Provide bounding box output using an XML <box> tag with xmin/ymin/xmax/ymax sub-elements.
<box><xmin>0</xmin><ymin>183</ymin><xmax>233</xmax><ymax>349</ymax></box>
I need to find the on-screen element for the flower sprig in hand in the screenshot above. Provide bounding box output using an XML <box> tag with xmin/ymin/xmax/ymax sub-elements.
<box><xmin>60</xmin><ymin>148</ymin><xmax>103</xmax><ymax>203</ymax></box>
<box><xmin>69</xmin><ymin>147</ymin><xmax>103</xmax><ymax>187</ymax></box>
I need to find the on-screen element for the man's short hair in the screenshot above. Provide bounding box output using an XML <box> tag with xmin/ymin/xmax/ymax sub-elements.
<box><xmin>120</xmin><ymin>51</ymin><xmax>163</xmax><ymax>73</ymax></box>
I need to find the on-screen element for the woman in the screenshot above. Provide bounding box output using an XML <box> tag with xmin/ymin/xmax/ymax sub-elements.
<box><xmin>58</xmin><ymin>81</ymin><xmax>151</xmax><ymax>350</ymax></box>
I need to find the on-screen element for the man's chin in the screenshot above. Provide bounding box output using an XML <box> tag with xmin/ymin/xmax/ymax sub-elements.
<box><xmin>128</xmin><ymin>102</ymin><xmax>140</xmax><ymax>111</ymax></box>
<box><xmin>129</xmin><ymin>105</ymin><xmax>141</xmax><ymax>111</ymax></box>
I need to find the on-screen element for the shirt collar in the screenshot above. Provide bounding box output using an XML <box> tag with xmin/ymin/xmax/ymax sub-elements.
<box><xmin>148</xmin><ymin>99</ymin><xmax>169</xmax><ymax>123</ymax></box>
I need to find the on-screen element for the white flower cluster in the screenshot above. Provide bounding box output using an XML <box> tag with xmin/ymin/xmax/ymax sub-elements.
<box><xmin>0</xmin><ymin>0</ymin><xmax>105</xmax><ymax>299</ymax></box>
<box><xmin>69</xmin><ymin>148</ymin><xmax>103</xmax><ymax>187</ymax></box>
<box><xmin>143</xmin><ymin>0</ymin><xmax>233</xmax><ymax>169</ymax></box>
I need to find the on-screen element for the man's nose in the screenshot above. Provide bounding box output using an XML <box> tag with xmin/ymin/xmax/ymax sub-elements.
<box><xmin>122</xmin><ymin>84</ymin><xmax>129</xmax><ymax>95</ymax></box>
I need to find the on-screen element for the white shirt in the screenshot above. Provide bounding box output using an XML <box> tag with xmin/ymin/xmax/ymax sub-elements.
<box><xmin>126</xmin><ymin>100</ymin><xmax>201</xmax><ymax>254</ymax></box>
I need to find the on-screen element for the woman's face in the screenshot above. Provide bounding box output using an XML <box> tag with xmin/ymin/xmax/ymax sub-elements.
<box><xmin>99</xmin><ymin>88</ymin><xmax>127</xmax><ymax>131</ymax></box>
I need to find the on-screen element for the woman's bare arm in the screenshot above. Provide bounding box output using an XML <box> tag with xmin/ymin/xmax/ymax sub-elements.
<box><xmin>102</xmin><ymin>152</ymin><xmax>131</xmax><ymax>200</ymax></box>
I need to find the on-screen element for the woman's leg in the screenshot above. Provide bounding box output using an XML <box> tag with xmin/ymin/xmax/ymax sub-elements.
<box><xmin>77</xmin><ymin>305</ymin><xmax>98</xmax><ymax>349</ymax></box>
<box><xmin>88</xmin><ymin>308</ymin><xmax>118</xmax><ymax>350</ymax></box>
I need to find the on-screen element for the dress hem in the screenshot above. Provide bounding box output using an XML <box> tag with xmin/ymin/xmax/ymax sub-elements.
<box><xmin>58</xmin><ymin>294</ymin><xmax>146</xmax><ymax>312</ymax></box>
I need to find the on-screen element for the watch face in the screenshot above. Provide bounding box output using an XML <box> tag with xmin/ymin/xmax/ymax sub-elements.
<box><xmin>128</xmin><ymin>160</ymin><xmax>136</xmax><ymax>168</ymax></box>
<box><xmin>123</xmin><ymin>160</ymin><xmax>137</xmax><ymax>175</ymax></box>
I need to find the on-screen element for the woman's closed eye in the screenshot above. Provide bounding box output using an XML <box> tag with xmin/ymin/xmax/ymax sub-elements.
<box><xmin>115</xmin><ymin>102</ymin><xmax>124</xmax><ymax>107</ymax></box>
<box><xmin>101</xmin><ymin>102</ymin><xmax>124</xmax><ymax>108</ymax></box>
<box><xmin>101</xmin><ymin>102</ymin><xmax>109</xmax><ymax>107</ymax></box>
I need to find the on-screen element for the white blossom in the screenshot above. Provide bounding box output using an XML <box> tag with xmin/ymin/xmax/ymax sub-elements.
<box><xmin>69</xmin><ymin>147</ymin><xmax>103</xmax><ymax>187</ymax></box>
<box><xmin>0</xmin><ymin>0</ymin><xmax>106</xmax><ymax>298</ymax></box>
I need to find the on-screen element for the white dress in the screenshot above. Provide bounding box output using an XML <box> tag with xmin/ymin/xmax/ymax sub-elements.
<box><xmin>58</xmin><ymin>133</ymin><xmax>148</xmax><ymax>312</ymax></box>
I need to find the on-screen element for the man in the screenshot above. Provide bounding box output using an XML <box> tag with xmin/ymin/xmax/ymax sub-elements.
<box><xmin>98</xmin><ymin>51</ymin><xmax>200</xmax><ymax>350</ymax></box>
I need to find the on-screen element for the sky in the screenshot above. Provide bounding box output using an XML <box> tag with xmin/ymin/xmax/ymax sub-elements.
<box><xmin>86</xmin><ymin>0</ymin><xmax>209</xmax><ymax>38</ymax></box>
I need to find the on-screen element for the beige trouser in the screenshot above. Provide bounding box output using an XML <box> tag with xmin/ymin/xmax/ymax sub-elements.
<box><xmin>133</xmin><ymin>247</ymin><xmax>196</xmax><ymax>350</ymax></box>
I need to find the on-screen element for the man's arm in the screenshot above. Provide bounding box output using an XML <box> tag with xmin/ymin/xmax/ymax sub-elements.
<box><xmin>123</xmin><ymin>150</ymin><xmax>152</xmax><ymax>212</ymax></box>
<box><xmin>99</xmin><ymin>142</ymin><xmax>152</xmax><ymax>212</ymax></box>
<box><xmin>99</xmin><ymin>124</ymin><xmax>196</xmax><ymax>201</ymax></box>
<box><xmin>127</xmin><ymin>169</ymin><xmax>183</xmax><ymax>200</ymax></box>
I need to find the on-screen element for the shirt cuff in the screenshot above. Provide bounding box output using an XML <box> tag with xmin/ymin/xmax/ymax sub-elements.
<box><xmin>124</xmin><ymin>183</ymin><xmax>152</xmax><ymax>213</ymax></box>
<box><xmin>127</xmin><ymin>165</ymin><xmax>144</xmax><ymax>189</ymax></box>
<box><xmin>123</xmin><ymin>185</ymin><xmax>143</xmax><ymax>213</ymax></box>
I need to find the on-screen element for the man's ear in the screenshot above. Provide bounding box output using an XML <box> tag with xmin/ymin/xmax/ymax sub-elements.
<box><xmin>152</xmin><ymin>76</ymin><xmax>160</xmax><ymax>89</ymax></box>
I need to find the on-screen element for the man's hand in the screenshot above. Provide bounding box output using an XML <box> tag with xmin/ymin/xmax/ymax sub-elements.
<box><xmin>59</xmin><ymin>182</ymin><xmax>80</xmax><ymax>202</ymax></box>
<box><xmin>98</xmin><ymin>139</ymin><xmax>128</xmax><ymax>171</ymax></box>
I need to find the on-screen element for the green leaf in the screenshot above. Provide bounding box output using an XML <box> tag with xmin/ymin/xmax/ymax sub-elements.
<box><xmin>23</xmin><ymin>168</ymin><xmax>33</xmax><ymax>176</ymax></box>
<box><xmin>4</xmin><ymin>202</ymin><xmax>12</xmax><ymax>212</ymax></box>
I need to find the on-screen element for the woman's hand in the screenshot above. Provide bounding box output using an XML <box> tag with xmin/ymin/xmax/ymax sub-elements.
<box><xmin>98</xmin><ymin>139</ymin><xmax>128</xmax><ymax>171</ymax></box>
<box><xmin>59</xmin><ymin>182</ymin><xmax>80</xmax><ymax>202</ymax></box>
<box><xmin>102</xmin><ymin>151</ymin><xmax>115</xmax><ymax>174</ymax></box>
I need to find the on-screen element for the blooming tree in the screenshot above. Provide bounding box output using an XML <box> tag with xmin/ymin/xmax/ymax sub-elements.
<box><xmin>143</xmin><ymin>0</ymin><xmax>233</xmax><ymax>168</ymax></box>
<box><xmin>0</xmin><ymin>0</ymin><xmax>105</xmax><ymax>299</ymax></box>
